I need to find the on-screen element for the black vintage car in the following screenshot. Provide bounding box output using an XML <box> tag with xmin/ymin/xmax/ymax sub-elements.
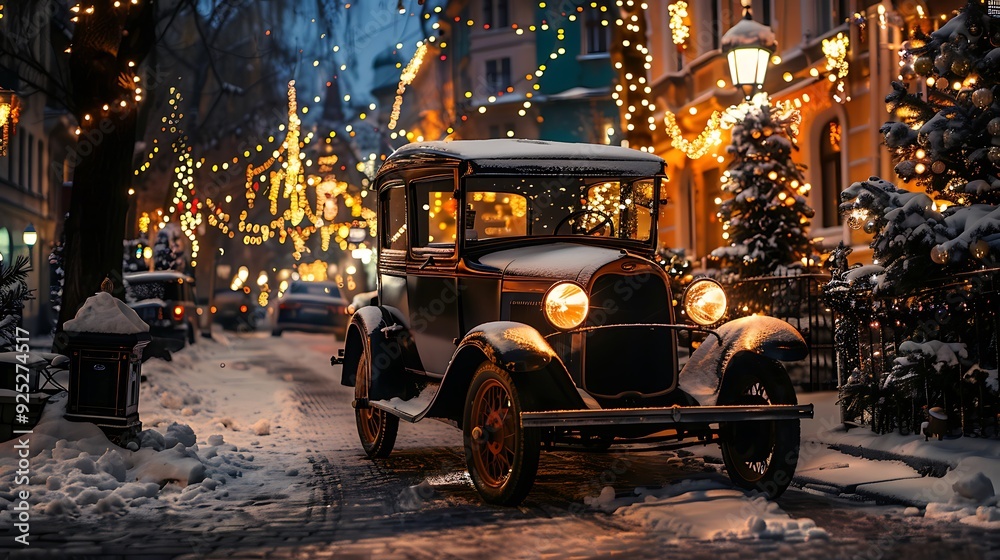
<box><xmin>338</xmin><ymin>139</ymin><xmax>813</xmax><ymax>506</ymax></box>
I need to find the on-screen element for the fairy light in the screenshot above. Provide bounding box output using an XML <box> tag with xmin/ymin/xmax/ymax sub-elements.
<box><xmin>668</xmin><ymin>2</ymin><xmax>690</xmax><ymax>49</ymax></box>
<box><xmin>388</xmin><ymin>42</ymin><xmax>428</xmax><ymax>130</ymax></box>
<box><xmin>822</xmin><ymin>32</ymin><xmax>850</xmax><ymax>103</ymax></box>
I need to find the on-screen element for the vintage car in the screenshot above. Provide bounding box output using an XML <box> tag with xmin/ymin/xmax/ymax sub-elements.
<box><xmin>337</xmin><ymin>139</ymin><xmax>813</xmax><ymax>506</ymax></box>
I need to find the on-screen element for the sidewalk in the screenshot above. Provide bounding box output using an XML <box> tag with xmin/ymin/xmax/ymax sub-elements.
<box><xmin>791</xmin><ymin>391</ymin><xmax>1000</xmax><ymax>526</ymax></box>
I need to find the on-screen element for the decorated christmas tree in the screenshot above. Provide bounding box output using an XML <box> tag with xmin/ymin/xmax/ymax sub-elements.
<box><xmin>832</xmin><ymin>0</ymin><xmax>1000</xmax><ymax>435</ymax></box>
<box><xmin>710</xmin><ymin>103</ymin><xmax>819</xmax><ymax>278</ymax></box>
<box><xmin>840</xmin><ymin>1</ymin><xmax>1000</xmax><ymax>289</ymax></box>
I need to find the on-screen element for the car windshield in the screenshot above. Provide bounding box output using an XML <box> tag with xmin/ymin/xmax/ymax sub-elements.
<box><xmin>288</xmin><ymin>282</ymin><xmax>341</xmax><ymax>298</ymax></box>
<box><xmin>460</xmin><ymin>176</ymin><xmax>658</xmax><ymax>244</ymax></box>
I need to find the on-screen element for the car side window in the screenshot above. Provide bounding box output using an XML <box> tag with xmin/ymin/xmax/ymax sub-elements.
<box><xmin>381</xmin><ymin>184</ymin><xmax>407</xmax><ymax>252</ymax></box>
<box><xmin>412</xmin><ymin>176</ymin><xmax>458</xmax><ymax>250</ymax></box>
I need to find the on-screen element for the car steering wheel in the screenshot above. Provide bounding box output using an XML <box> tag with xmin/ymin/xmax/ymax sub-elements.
<box><xmin>553</xmin><ymin>209</ymin><xmax>615</xmax><ymax>236</ymax></box>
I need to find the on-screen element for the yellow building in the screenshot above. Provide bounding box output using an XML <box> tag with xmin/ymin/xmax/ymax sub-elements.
<box><xmin>647</xmin><ymin>0</ymin><xmax>961</xmax><ymax>263</ymax></box>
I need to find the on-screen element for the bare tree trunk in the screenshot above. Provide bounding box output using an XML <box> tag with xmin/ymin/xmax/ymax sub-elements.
<box><xmin>57</xmin><ymin>0</ymin><xmax>155</xmax><ymax>332</ymax></box>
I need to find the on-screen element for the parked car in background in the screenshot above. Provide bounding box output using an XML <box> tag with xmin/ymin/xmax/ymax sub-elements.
<box><xmin>213</xmin><ymin>289</ymin><xmax>257</xmax><ymax>332</ymax></box>
<box><xmin>124</xmin><ymin>271</ymin><xmax>201</xmax><ymax>349</ymax></box>
<box><xmin>338</xmin><ymin>139</ymin><xmax>814</xmax><ymax>506</ymax></box>
<box><xmin>268</xmin><ymin>280</ymin><xmax>349</xmax><ymax>338</ymax></box>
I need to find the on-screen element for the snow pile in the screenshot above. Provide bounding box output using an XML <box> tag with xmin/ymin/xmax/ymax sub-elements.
<box><xmin>0</xmin><ymin>335</ymin><xmax>307</xmax><ymax>523</ymax></box>
<box><xmin>585</xmin><ymin>480</ymin><xmax>827</xmax><ymax>542</ymax></box>
<box><xmin>63</xmin><ymin>291</ymin><xmax>149</xmax><ymax>334</ymax></box>
<box><xmin>923</xmin><ymin>458</ymin><xmax>1000</xmax><ymax>529</ymax></box>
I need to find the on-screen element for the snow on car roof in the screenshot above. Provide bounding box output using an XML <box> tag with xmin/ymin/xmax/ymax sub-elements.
<box><xmin>124</xmin><ymin>271</ymin><xmax>195</xmax><ymax>283</ymax></box>
<box><xmin>384</xmin><ymin>139</ymin><xmax>665</xmax><ymax>176</ymax></box>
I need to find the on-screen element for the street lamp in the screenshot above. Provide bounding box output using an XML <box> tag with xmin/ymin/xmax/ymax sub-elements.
<box><xmin>22</xmin><ymin>223</ymin><xmax>37</xmax><ymax>248</ymax></box>
<box><xmin>721</xmin><ymin>3</ymin><xmax>776</xmax><ymax>100</ymax></box>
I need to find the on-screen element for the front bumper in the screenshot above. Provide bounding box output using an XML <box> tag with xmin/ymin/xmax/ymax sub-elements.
<box><xmin>521</xmin><ymin>403</ymin><xmax>813</xmax><ymax>429</ymax></box>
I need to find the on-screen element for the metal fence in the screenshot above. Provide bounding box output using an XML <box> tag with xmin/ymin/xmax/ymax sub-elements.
<box><xmin>724</xmin><ymin>273</ymin><xmax>837</xmax><ymax>391</ymax></box>
<box><xmin>832</xmin><ymin>269</ymin><xmax>1000</xmax><ymax>436</ymax></box>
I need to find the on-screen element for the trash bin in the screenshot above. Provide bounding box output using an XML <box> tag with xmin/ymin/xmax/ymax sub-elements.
<box><xmin>62</xmin><ymin>291</ymin><xmax>151</xmax><ymax>446</ymax></box>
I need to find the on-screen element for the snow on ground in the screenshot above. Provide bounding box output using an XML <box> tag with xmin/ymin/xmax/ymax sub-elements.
<box><xmin>802</xmin><ymin>391</ymin><xmax>1000</xmax><ymax>529</ymax></box>
<box><xmin>584</xmin><ymin>479</ymin><xmax>828</xmax><ymax>542</ymax></box>
<box><xmin>0</xmin><ymin>334</ymin><xmax>311</xmax><ymax>525</ymax></box>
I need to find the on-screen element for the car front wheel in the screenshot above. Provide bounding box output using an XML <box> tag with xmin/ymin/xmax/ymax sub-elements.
<box><xmin>718</xmin><ymin>358</ymin><xmax>800</xmax><ymax>499</ymax></box>
<box><xmin>463</xmin><ymin>362</ymin><xmax>539</xmax><ymax>506</ymax></box>
<box><xmin>354</xmin><ymin>339</ymin><xmax>398</xmax><ymax>458</ymax></box>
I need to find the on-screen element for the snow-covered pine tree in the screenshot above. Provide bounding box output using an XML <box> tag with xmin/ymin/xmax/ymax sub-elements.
<box><xmin>833</xmin><ymin>1</ymin><xmax>1000</xmax><ymax>435</ymax></box>
<box><xmin>153</xmin><ymin>226</ymin><xmax>185</xmax><ymax>272</ymax></box>
<box><xmin>882</xmin><ymin>0</ymin><xmax>1000</xmax><ymax>205</ymax></box>
<box><xmin>710</xmin><ymin>102</ymin><xmax>819</xmax><ymax>278</ymax></box>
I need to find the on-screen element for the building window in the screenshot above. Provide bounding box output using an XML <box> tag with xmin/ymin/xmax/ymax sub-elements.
<box><xmin>584</xmin><ymin>5</ymin><xmax>610</xmax><ymax>54</ymax></box>
<box><xmin>0</xmin><ymin>228</ymin><xmax>9</xmax><ymax>265</ymax></box>
<box><xmin>485</xmin><ymin>58</ymin><xmax>511</xmax><ymax>93</ymax></box>
<box><xmin>710</xmin><ymin>0</ymin><xmax>722</xmax><ymax>51</ymax></box>
<box><xmin>37</xmin><ymin>138</ymin><xmax>44</xmax><ymax>197</ymax></box>
<box><xmin>483</xmin><ymin>0</ymin><xmax>509</xmax><ymax>29</ymax></box>
<box><xmin>27</xmin><ymin>133</ymin><xmax>34</xmax><ymax>193</ymax></box>
<box><xmin>816</xmin><ymin>0</ymin><xmax>847</xmax><ymax>36</ymax></box>
<box><xmin>820</xmin><ymin>119</ymin><xmax>843</xmax><ymax>227</ymax></box>
<box><xmin>752</xmin><ymin>0</ymin><xmax>771</xmax><ymax>26</ymax></box>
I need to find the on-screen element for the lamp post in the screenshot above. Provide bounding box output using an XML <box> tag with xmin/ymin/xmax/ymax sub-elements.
<box><xmin>22</xmin><ymin>223</ymin><xmax>37</xmax><ymax>329</ymax></box>
<box><xmin>721</xmin><ymin>2</ymin><xmax>776</xmax><ymax>100</ymax></box>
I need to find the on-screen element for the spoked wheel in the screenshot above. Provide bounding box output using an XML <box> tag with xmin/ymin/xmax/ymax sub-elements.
<box><xmin>354</xmin><ymin>340</ymin><xmax>398</xmax><ymax>458</ymax></box>
<box><xmin>718</xmin><ymin>360</ymin><xmax>800</xmax><ymax>499</ymax></box>
<box><xmin>463</xmin><ymin>362</ymin><xmax>539</xmax><ymax>506</ymax></box>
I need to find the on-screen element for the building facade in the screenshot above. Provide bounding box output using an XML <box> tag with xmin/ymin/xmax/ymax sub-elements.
<box><xmin>648</xmin><ymin>0</ymin><xmax>961</xmax><ymax>263</ymax></box>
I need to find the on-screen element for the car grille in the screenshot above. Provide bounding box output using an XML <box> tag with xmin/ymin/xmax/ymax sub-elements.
<box><xmin>582</xmin><ymin>272</ymin><xmax>675</xmax><ymax>399</ymax></box>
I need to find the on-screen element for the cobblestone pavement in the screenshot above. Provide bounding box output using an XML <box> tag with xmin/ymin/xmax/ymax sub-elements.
<box><xmin>3</xmin><ymin>332</ymin><xmax>1000</xmax><ymax>559</ymax></box>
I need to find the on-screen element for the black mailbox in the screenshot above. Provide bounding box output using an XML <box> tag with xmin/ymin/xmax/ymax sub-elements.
<box><xmin>65</xmin><ymin>331</ymin><xmax>150</xmax><ymax>445</ymax></box>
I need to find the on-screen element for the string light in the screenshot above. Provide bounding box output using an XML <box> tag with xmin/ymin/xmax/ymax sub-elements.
<box><xmin>388</xmin><ymin>42</ymin><xmax>428</xmax><ymax>130</ymax></box>
<box><xmin>668</xmin><ymin>2</ymin><xmax>690</xmax><ymax>49</ymax></box>
<box><xmin>822</xmin><ymin>32</ymin><xmax>851</xmax><ymax>103</ymax></box>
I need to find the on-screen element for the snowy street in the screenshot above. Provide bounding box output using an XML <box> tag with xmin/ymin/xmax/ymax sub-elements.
<box><xmin>0</xmin><ymin>332</ymin><xmax>997</xmax><ymax>559</ymax></box>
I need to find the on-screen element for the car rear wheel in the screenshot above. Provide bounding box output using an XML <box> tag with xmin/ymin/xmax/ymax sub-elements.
<box><xmin>463</xmin><ymin>362</ymin><xmax>539</xmax><ymax>506</ymax></box>
<box><xmin>354</xmin><ymin>339</ymin><xmax>398</xmax><ymax>458</ymax></box>
<box><xmin>271</xmin><ymin>329</ymin><xmax>282</xmax><ymax>337</ymax></box>
<box><xmin>718</xmin><ymin>359</ymin><xmax>800</xmax><ymax>499</ymax></box>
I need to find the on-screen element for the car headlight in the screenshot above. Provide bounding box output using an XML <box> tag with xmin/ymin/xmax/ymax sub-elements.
<box><xmin>543</xmin><ymin>282</ymin><xmax>589</xmax><ymax>330</ymax></box>
<box><xmin>683</xmin><ymin>278</ymin><xmax>727</xmax><ymax>326</ymax></box>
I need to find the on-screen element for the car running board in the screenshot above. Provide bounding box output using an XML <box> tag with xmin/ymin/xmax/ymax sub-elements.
<box><xmin>521</xmin><ymin>404</ymin><xmax>814</xmax><ymax>428</ymax></box>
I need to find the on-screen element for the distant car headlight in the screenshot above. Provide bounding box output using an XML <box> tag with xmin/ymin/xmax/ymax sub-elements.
<box><xmin>543</xmin><ymin>282</ymin><xmax>589</xmax><ymax>330</ymax></box>
<box><xmin>683</xmin><ymin>278</ymin><xmax>728</xmax><ymax>326</ymax></box>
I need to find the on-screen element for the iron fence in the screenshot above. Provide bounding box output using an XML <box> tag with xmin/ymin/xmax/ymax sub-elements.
<box><xmin>831</xmin><ymin>269</ymin><xmax>1000</xmax><ymax>436</ymax></box>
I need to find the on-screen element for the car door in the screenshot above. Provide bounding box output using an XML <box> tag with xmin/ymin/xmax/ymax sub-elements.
<box><xmin>406</xmin><ymin>172</ymin><xmax>461</xmax><ymax>376</ymax></box>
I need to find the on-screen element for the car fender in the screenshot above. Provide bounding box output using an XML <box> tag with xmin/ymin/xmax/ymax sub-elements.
<box><xmin>426</xmin><ymin>321</ymin><xmax>586</xmax><ymax>424</ymax></box>
<box><xmin>340</xmin><ymin>306</ymin><xmax>421</xmax><ymax>401</ymax></box>
<box><xmin>678</xmin><ymin>316</ymin><xmax>807</xmax><ymax>406</ymax></box>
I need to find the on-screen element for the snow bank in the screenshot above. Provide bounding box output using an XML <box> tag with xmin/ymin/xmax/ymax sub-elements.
<box><xmin>0</xmin><ymin>335</ymin><xmax>307</xmax><ymax>523</ymax></box>
<box><xmin>64</xmin><ymin>291</ymin><xmax>149</xmax><ymax>334</ymax></box>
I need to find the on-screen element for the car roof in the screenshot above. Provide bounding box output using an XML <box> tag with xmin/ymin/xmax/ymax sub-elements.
<box><xmin>379</xmin><ymin>139</ymin><xmax>665</xmax><ymax>178</ymax></box>
<box><xmin>124</xmin><ymin>271</ymin><xmax>195</xmax><ymax>283</ymax></box>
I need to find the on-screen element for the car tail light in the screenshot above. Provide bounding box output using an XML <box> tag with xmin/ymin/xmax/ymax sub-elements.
<box><xmin>280</xmin><ymin>302</ymin><xmax>301</xmax><ymax>310</ymax></box>
<box><xmin>172</xmin><ymin>305</ymin><xmax>185</xmax><ymax>321</ymax></box>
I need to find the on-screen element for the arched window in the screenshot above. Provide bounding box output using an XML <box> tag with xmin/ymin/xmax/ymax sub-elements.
<box><xmin>0</xmin><ymin>227</ymin><xmax>10</xmax><ymax>264</ymax></box>
<box><xmin>820</xmin><ymin>118</ymin><xmax>843</xmax><ymax>227</ymax></box>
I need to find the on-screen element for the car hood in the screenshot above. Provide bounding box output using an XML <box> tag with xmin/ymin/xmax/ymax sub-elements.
<box><xmin>476</xmin><ymin>243</ymin><xmax>635</xmax><ymax>285</ymax></box>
